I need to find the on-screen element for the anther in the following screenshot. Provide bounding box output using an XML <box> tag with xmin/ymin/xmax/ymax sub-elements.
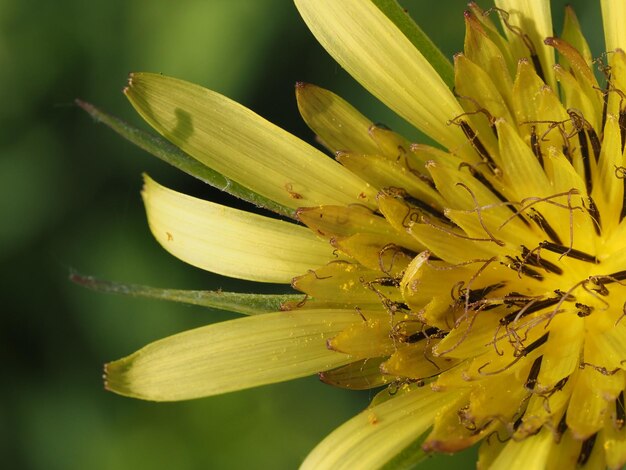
<box><xmin>617</xmin><ymin>392</ymin><xmax>625</xmax><ymax>430</ymax></box>
<box><xmin>525</xmin><ymin>356</ymin><xmax>543</xmax><ymax>390</ymax></box>
<box><xmin>539</xmin><ymin>241</ymin><xmax>598</xmax><ymax>263</ymax></box>
<box><xmin>577</xmin><ymin>433</ymin><xmax>597</xmax><ymax>466</ymax></box>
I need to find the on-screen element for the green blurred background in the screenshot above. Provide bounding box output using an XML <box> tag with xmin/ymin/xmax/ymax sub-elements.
<box><xmin>1</xmin><ymin>1</ymin><xmax>602</xmax><ymax>468</ymax></box>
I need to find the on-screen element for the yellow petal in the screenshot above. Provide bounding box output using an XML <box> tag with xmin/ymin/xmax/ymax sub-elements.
<box><xmin>604</xmin><ymin>417</ymin><xmax>626</xmax><ymax>470</ymax></box>
<box><xmin>125</xmin><ymin>73</ymin><xmax>375</xmax><ymax>210</ymax></box>
<box><xmin>592</xmin><ymin>114</ymin><xmax>623</xmax><ymax>235</ymax></box>
<box><xmin>337</xmin><ymin>152</ymin><xmax>445</xmax><ymax>209</ymax></box>
<box><xmin>301</xmin><ymin>386</ymin><xmax>460</xmax><ymax>470</ymax></box>
<box><xmin>382</xmin><ymin>341</ymin><xmax>458</xmax><ymax>380</ymax></box>
<box><xmin>319</xmin><ymin>358</ymin><xmax>390</xmax><ymax>390</ymax></box>
<box><xmin>536</xmin><ymin>314</ymin><xmax>584</xmax><ymax>389</ymax></box>
<box><xmin>294</xmin><ymin>0</ymin><xmax>465</xmax><ymax>149</ymax></box>
<box><xmin>297</xmin><ymin>204</ymin><xmax>393</xmax><ymax>239</ymax></box>
<box><xmin>602</xmin><ymin>0</ymin><xmax>626</xmax><ymax>52</ymax></box>
<box><xmin>495</xmin><ymin>118</ymin><xmax>550</xmax><ymax>199</ymax></box>
<box><xmin>142</xmin><ymin>175</ymin><xmax>334</xmax><ymax>283</ymax></box>
<box><xmin>490</xmin><ymin>428</ymin><xmax>554</xmax><ymax>470</ymax></box>
<box><xmin>554</xmin><ymin>64</ymin><xmax>599</xmax><ymax>133</ymax></box>
<box><xmin>332</xmin><ymin>232</ymin><xmax>413</xmax><ymax>275</ymax></box>
<box><xmin>328</xmin><ymin>318</ymin><xmax>396</xmax><ymax>357</ymax></box>
<box><xmin>105</xmin><ymin>309</ymin><xmax>362</xmax><ymax>401</ymax></box>
<box><xmin>494</xmin><ymin>0</ymin><xmax>556</xmax><ymax>90</ymax></box>
<box><xmin>292</xmin><ymin>261</ymin><xmax>402</xmax><ymax>307</ymax></box>
<box><xmin>295</xmin><ymin>83</ymin><xmax>380</xmax><ymax>155</ymax></box>
<box><xmin>423</xmin><ymin>391</ymin><xmax>488</xmax><ymax>452</ymax></box>
<box><xmin>567</xmin><ymin>367</ymin><xmax>623</xmax><ymax>439</ymax></box>
<box><xmin>561</xmin><ymin>6</ymin><xmax>593</xmax><ymax>68</ymax></box>
<box><xmin>463</xmin><ymin>11</ymin><xmax>514</xmax><ymax>109</ymax></box>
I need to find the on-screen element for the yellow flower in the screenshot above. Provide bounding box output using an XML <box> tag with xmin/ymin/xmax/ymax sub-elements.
<box><xmin>92</xmin><ymin>0</ymin><xmax>626</xmax><ymax>468</ymax></box>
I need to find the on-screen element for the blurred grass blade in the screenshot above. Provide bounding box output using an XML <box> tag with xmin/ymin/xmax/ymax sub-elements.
<box><xmin>75</xmin><ymin>100</ymin><xmax>295</xmax><ymax>218</ymax></box>
<box><xmin>372</xmin><ymin>0</ymin><xmax>454</xmax><ymax>88</ymax></box>
<box><xmin>70</xmin><ymin>272</ymin><xmax>303</xmax><ymax>315</ymax></box>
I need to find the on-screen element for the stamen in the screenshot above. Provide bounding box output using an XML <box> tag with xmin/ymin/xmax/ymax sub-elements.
<box><xmin>575</xmin><ymin>303</ymin><xmax>593</xmax><ymax>317</ymax></box>
<box><xmin>579</xmin><ymin>362</ymin><xmax>620</xmax><ymax>376</ymax></box>
<box><xmin>453</xmin><ymin>119</ymin><xmax>498</xmax><ymax>173</ymax></box>
<box><xmin>521</xmin><ymin>245</ymin><xmax>563</xmax><ymax>275</ymax></box>
<box><xmin>377</xmin><ymin>243</ymin><xmax>418</xmax><ymax>275</ymax></box>
<box><xmin>458</xmin><ymin>162</ymin><xmax>530</xmax><ymax>226</ymax></box>
<box><xmin>616</xmin><ymin>166</ymin><xmax>626</xmax><ymax>221</ymax></box>
<box><xmin>487</xmin><ymin>7</ymin><xmax>545</xmax><ymax>81</ymax></box>
<box><xmin>577</xmin><ymin>433</ymin><xmax>597</xmax><ymax>466</ymax></box>
<box><xmin>499</xmin><ymin>190</ymin><xmax>582</xmax><ymax>255</ymax></box>
<box><xmin>516</xmin><ymin>332</ymin><xmax>549</xmax><ymax>357</ymax></box>
<box><xmin>464</xmin><ymin>282</ymin><xmax>506</xmax><ymax>305</ymax></box>
<box><xmin>538</xmin><ymin>241</ymin><xmax>598</xmax><ymax>263</ymax></box>
<box><xmin>617</xmin><ymin>109</ymin><xmax>626</xmax><ymax>152</ymax></box>
<box><xmin>453</xmin><ymin>95</ymin><xmax>498</xmax><ymax>136</ymax></box>
<box><xmin>617</xmin><ymin>392</ymin><xmax>625</xmax><ymax>430</ymax></box>
<box><xmin>555</xmin><ymin>412</ymin><xmax>568</xmax><ymax>442</ymax></box>
<box><xmin>401</xmin><ymin>192</ymin><xmax>449</xmax><ymax>224</ymax></box>
<box><xmin>577</xmin><ymin>124</ymin><xmax>593</xmax><ymax>195</ymax></box>
<box><xmin>585</xmin><ymin>196</ymin><xmax>602</xmax><ymax>235</ymax></box>
<box><xmin>586</xmin><ymin>127</ymin><xmax>602</xmax><ymax>162</ymax></box>
<box><xmin>503</xmin><ymin>256</ymin><xmax>544</xmax><ymax>281</ymax></box>
<box><xmin>383</xmin><ymin>187</ymin><xmax>450</xmax><ymax>226</ymax></box>
<box><xmin>529</xmin><ymin>125</ymin><xmax>544</xmax><ymax>167</ymax></box>
<box><xmin>594</xmin><ymin>270</ymin><xmax>626</xmax><ymax>284</ymax></box>
<box><xmin>405</xmin><ymin>326</ymin><xmax>441</xmax><ymax>344</ymax></box>
<box><xmin>527</xmin><ymin>209</ymin><xmax>562</xmax><ymax>244</ymax></box>
<box><xmin>499</xmin><ymin>297</ymin><xmax>561</xmax><ymax>326</ymax></box>
<box><xmin>455</xmin><ymin>182</ymin><xmax>506</xmax><ymax>246</ymax></box>
<box><xmin>602</xmin><ymin>74</ymin><xmax>611</xmax><ymax>132</ymax></box>
<box><xmin>525</xmin><ymin>356</ymin><xmax>543</xmax><ymax>390</ymax></box>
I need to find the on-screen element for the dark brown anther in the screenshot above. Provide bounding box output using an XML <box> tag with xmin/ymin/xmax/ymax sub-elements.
<box><xmin>499</xmin><ymin>297</ymin><xmax>561</xmax><ymax>326</ymax></box>
<box><xmin>577</xmin><ymin>127</ymin><xmax>593</xmax><ymax>195</ymax></box>
<box><xmin>577</xmin><ymin>433</ymin><xmax>597</xmax><ymax>466</ymax></box>
<box><xmin>456</xmin><ymin>120</ymin><xmax>498</xmax><ymax>173</ymax></box>
<box><xmin>539</xmin><ymin>241</ymin><xmax>598</xmax><ymax>263</ymax></box>
<box><xmin>602</xmin><ymin>73</ymin><xmax>611</xmax><ymax>132</ymax></box>
<box><xmin>530</xmin><ymin>125</ymin><xmax>544</xmax><ymax>167</ymax></box>
<box><xmin>619</xmin><ymin>109</ymin><xmax>626</xmax><ymax>151</ymax></box>
<box><xmin>527</xmin><ymin>209</ymin><xmax>562</xmax><ymax>244</ymax></box>
<box><xmin>503</xmin><ymin>256</ymin><xmax>544</xmax><ymax>281</ymax></box>
<box><xmin>525</xmin><ymin>356</ymin><xmax>543</xmax><ymax>390</ymax></box>
<box><xmin>463</xmin><ymin>282</ymin><xmax>506</xmax><ymax>305</ymax></box>
<box><xmin>586</xmin><ymin>196</ymin><xmax>602</xmax><ymax>235</ymax></box>
<box><xmin>575</xmin><ymin>303</ymin><xmax>593</xmax><ymax>317</ymax></box>
<box><xmin>595</xmin><ymin>270</ymin><xmax>626</xmax><ymax>284</ymax></box>
<box><xmin>622</xmin><ymin>180</ymin><xmax>626</xmax><ymax>221</ymax></box>
<box><xmin>516</xmin><ymin>332</ymin><xmax>549</xmax><ymax>357</ymax></box>
<box><xmin>587</xmin><ymin>127</ymin><xmax>602</xmax><ymax>162</ymax></box>
<box><xmin>457</xmin><ymin>163</ymin><xmax>530</xmax><ymax>226</ymax></box>
<box><xmin>555</xmin><ymin>412</ymin><xmax>568</xmax><ymax>442</ymax></box>
<box><xmin>617</xmin><ymin>391</ymin><xmax>625</xmax><ymax>430</ymax></box>
<box><xmin>521</xmin><ymin>245</ymin><xmax>563</xmax><ymax>275</ymax></box>
<box><xmin>405</xmin><ymin>326</ymin><xmax>441</xmax><ymax>344</ymax></box>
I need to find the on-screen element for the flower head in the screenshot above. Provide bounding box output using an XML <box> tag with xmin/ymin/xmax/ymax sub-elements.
<box><xmin>88</xmin><ymin>0</ymin><xmax>626</xmax><ymax>468</ymax></box>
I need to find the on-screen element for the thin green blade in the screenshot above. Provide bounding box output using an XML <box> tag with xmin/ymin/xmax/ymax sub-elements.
<box><xmin>372</xmin><ymin>0</ymin><xmax>454</xmax><ymax>88</ymax></box>
<box><xmin>70</xmin><ymin>272</ymin><xmax>303</xmax><ymax>315</ymax></box>
<box><xmin>76</xmin><ymin>100</ymin><xmax>295</xmax><ymax>218</ymax></box>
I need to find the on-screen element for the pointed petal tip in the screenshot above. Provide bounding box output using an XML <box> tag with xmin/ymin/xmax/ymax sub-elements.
<box><xmin>103</xmin><ymin>362</ymin><xmax>115</xmax><ymax>392</ymax></box>
<box><xmin>123</xmin><ymin>73</ymin><xmax>134</xmax><ymax>95</ymax></box>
